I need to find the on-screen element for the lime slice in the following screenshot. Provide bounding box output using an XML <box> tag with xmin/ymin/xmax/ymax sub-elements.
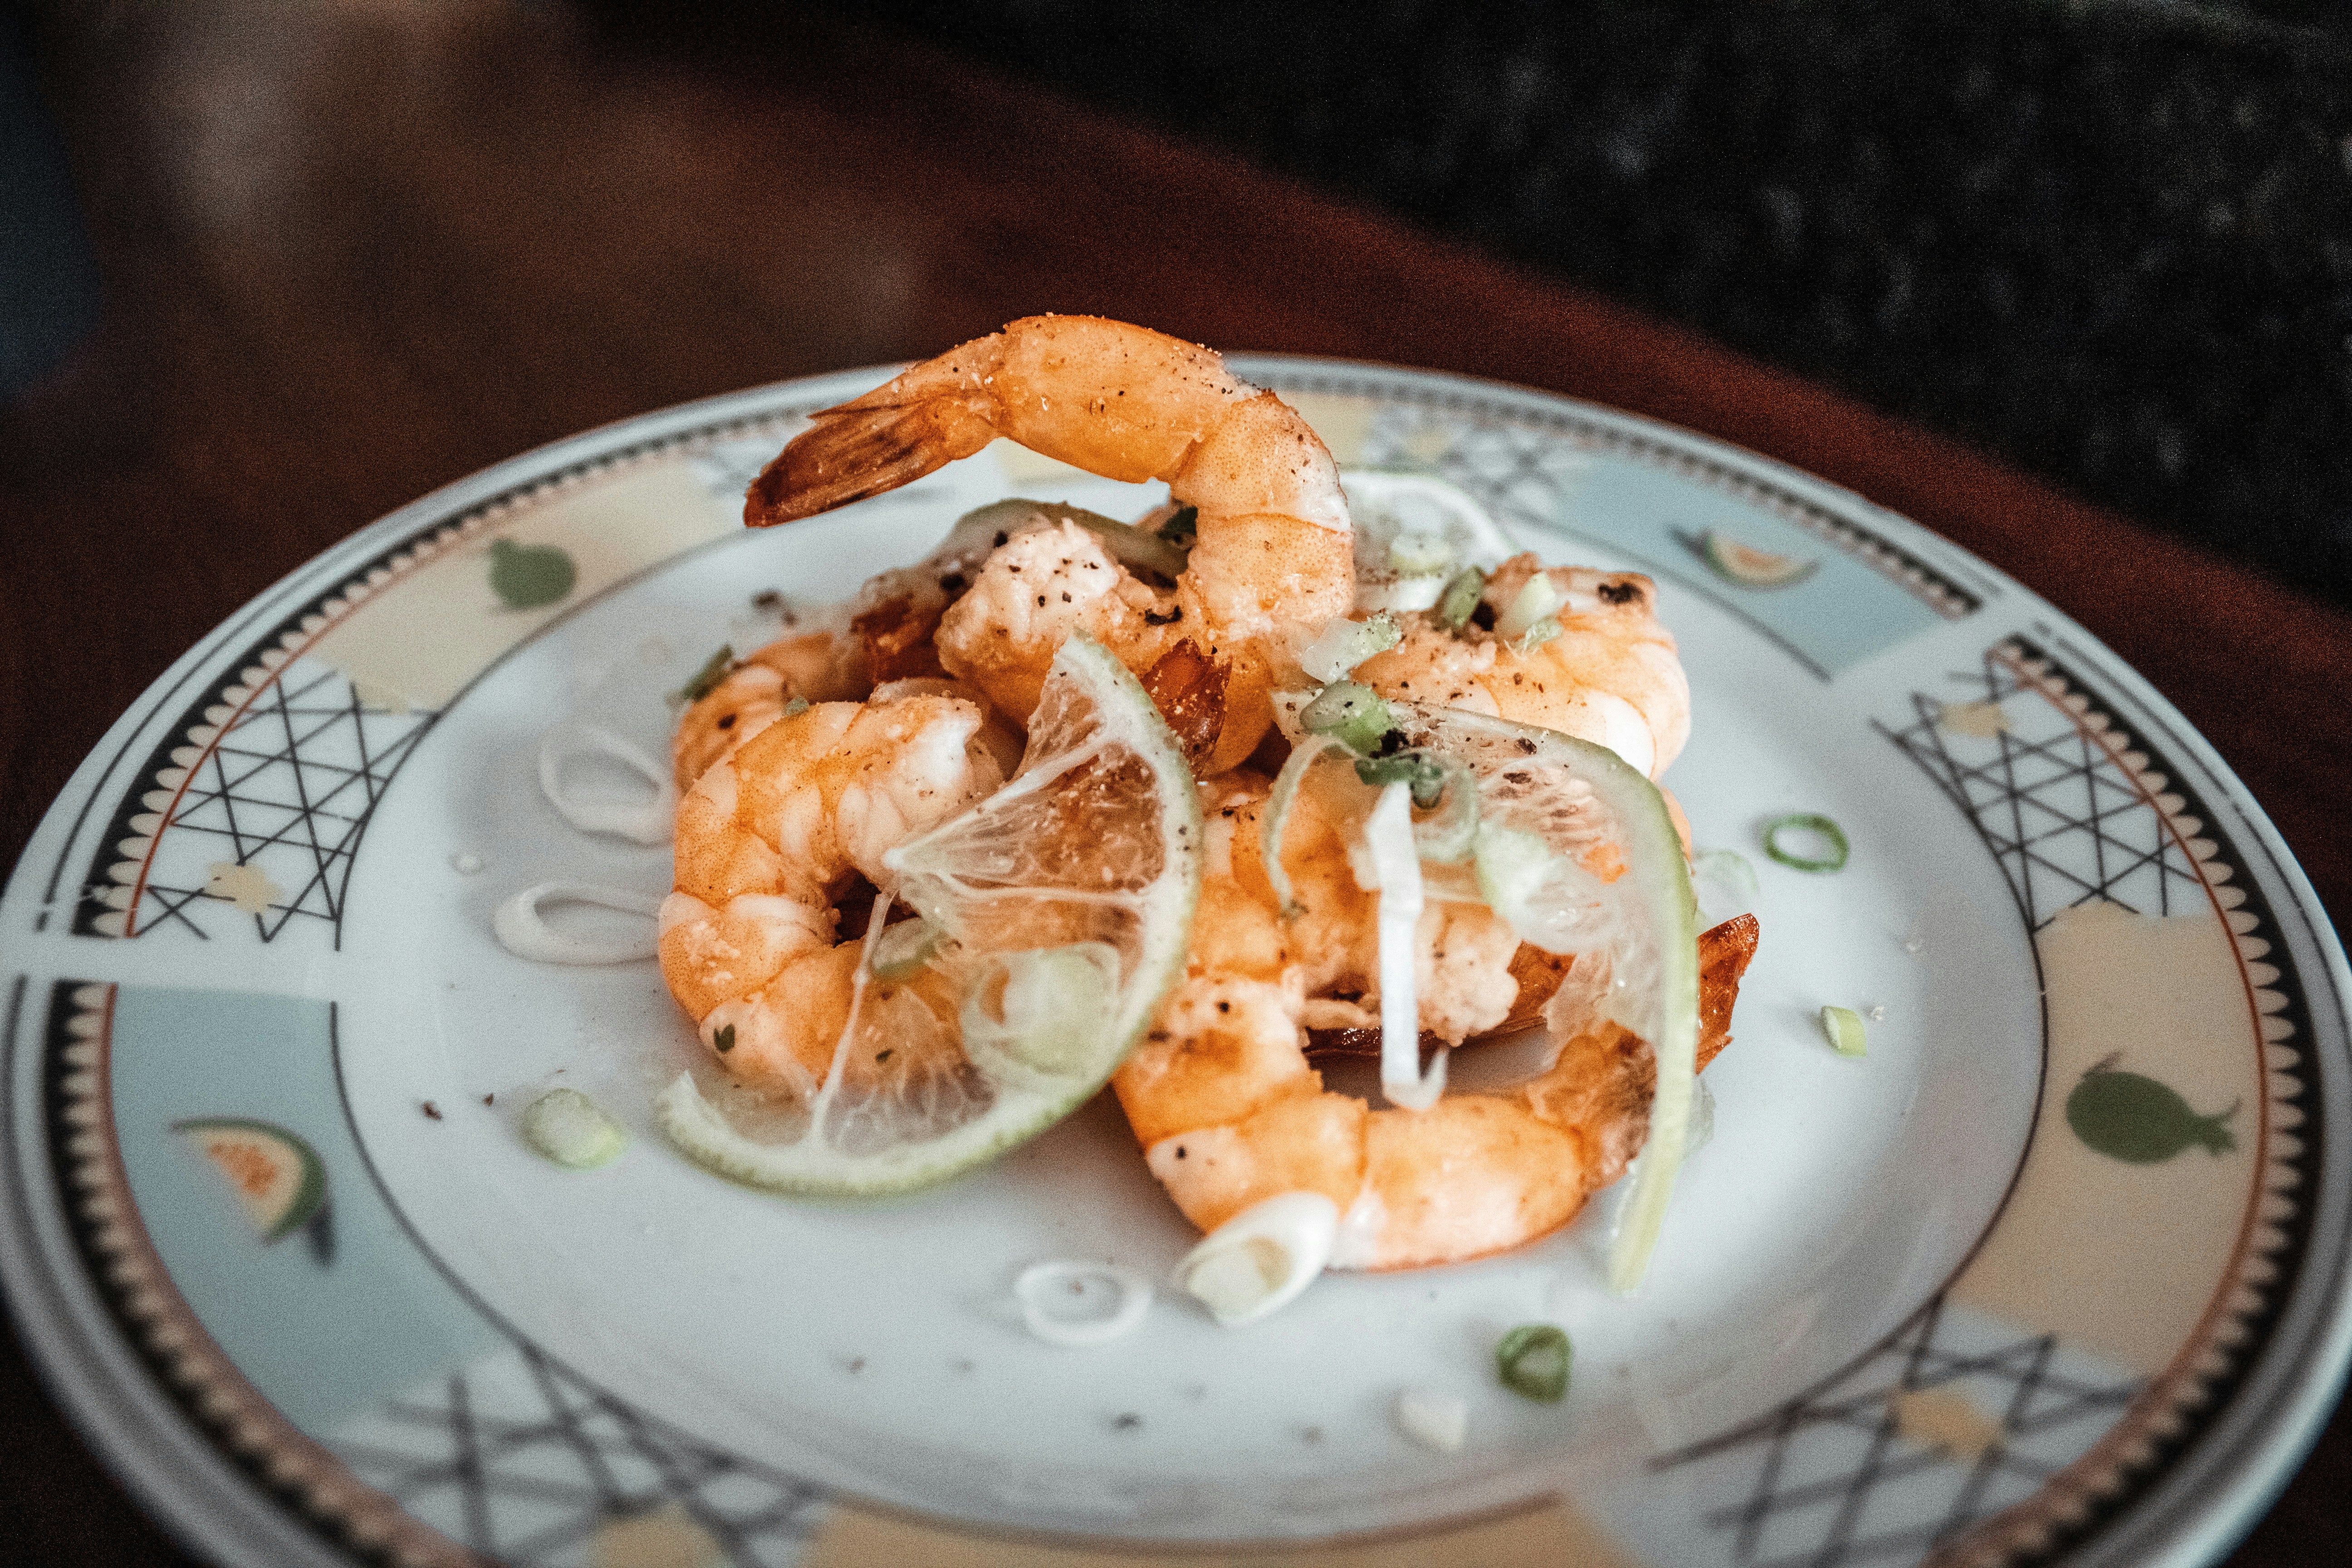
<box><xmin>655</xmin><ymin>634</ymin><xmax>1202</xmax><ymax>1196</ymax></box>
<box><xmin>174</xmin><ymin>1117</ymin><xmax>328</xmax><ymax>1242</ymax></box>
<box><xmin>1340</xmin><ymin>471</ymin><xmax>1519</xmax><ymax>613</ymax></box>
<box><xmin>1395</xmin><ymin>704</ymin><xmax>1700</xmax><ymax>1293</ymax></box>
<box><xmin>1698</xmin><ymin>528</ymin><xmax>1818</xmax><ymax>588</ymax></box>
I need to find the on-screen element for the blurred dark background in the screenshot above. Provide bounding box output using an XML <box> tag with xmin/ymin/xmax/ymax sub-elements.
<box><xmin>603</xmin><ymin>0</ymin><xmax>2352</xmax><ymax>612</ymax></box>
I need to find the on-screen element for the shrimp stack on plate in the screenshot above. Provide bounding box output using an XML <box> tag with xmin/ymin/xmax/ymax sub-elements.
<box><xmin>662</xmin><ymin>316</ymin><xmax>1755</xmax><ymax>1280</ymax></box>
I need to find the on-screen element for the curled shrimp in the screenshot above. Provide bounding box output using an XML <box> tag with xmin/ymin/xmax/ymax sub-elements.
<box><xmin>660</xmin><ymin>688</ymin><xmax>1004</xmax><ymax>1090</ymax></box>
<box><xmin>1112</xmin><ymin>767</ymin><xmax>1754</xmax><ymax>1270</ymax></box>
<box><xmin>1352</xmin><ymin>555</ymin><xmax>1690</xmax><ymax>780</ymax></box>
<box><xmin>748</xmin><ymin>316</ymin><xmax>1355</xmax><ymax>773</ymax></box>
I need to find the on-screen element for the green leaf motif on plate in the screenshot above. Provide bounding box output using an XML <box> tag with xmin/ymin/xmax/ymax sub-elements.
<box><xmin>2065</xmin><ymin>1064</ymin><xmax>2238</xmax><ymax>1164</ymax></box>
<box><xmin>489</xmin><ymin>537</ymin><xmax>577</xmax><ymax>609</ymax></box>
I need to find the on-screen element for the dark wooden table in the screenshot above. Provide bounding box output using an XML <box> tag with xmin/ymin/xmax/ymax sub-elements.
<box><xmin>2</xmin><ymin>2</ymin><xmax>2344</xmax><ymax>1563</ymax></box>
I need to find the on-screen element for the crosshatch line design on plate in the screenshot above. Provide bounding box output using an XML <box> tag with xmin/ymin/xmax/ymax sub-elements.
<box><xmin>61</xmin><ymin>409</ymin><xmax>807</xmax><ymax>946</ymax></box>
<box><xmin>36</xmin><ymin>980</ymin><xmax>832</xmax><ymax>1567</ymax></box>
<box><xmin>1652</xmin><ymin>637</ymin><xmax>2319</xmax><ymax>1568</ymax></box>
<box><xmin>1260</xmin><ymin>368</ymin><xmax>1988</xmax><ymax>621</ymax></box>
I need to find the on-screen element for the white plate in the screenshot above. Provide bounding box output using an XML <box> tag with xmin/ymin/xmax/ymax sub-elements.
<box><xmin>4</xmin><ymin>359</ymin><xmax>2347</xmax><ymax>1568</ymax></box>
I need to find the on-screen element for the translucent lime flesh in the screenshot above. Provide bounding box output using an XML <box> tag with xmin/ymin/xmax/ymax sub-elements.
<box><xmin>657</xmin><ymin>636</ymin><xmax>1202</xmax><ymax>1197</ymax></box>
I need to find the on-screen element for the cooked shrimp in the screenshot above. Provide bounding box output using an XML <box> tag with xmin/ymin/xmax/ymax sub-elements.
<box><xmin>1111</xmin><ymin>769</ymin><xmax>1752</xmax><ymax>1269</ymax></box>
<box><xmin>672</xmin><ymin>629</ymin><xmax>868</xmax><ymax>791</ymax></box>
<box><xmin>1352</xmin><ymin>555</ymin><xmax>1690</xmax><ymax>779</ymax></box>
<box><xmin>747</xmin><ymin>315</ymin><xmax>1355</xmax><ymax>773</ymax></box>
<box><xmin>659</xmin><ymin>689</ymin><xmax>1004</xmax><ymax>1091</ymax></box>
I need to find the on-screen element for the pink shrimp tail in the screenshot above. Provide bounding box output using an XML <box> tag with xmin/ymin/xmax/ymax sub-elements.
<box><xmin>748</xmin><ymin>339</ymin><xmax>1010</xmax><ymax>527</ymax></box>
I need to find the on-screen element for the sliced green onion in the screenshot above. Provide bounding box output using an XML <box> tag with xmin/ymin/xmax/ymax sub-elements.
<box><xmin>953</xmin><ymin>499</ymin><xmax>1191</xmax><ymax>579</ymax></box>
<box><xmin>1820</xmin><ymin>1004</ymin><xmax>1868</xmax><ymax>1057</ymax></box>
<box><xmin>1436</xmin><ymin>566</ymin><xmax>1485</xmax><ymax>630</ymax></box>
<box><xmin>1299</xmin><ymin>681</ymin><xmax>1399</xmax><ymax>755</ymax></box>
<box><xmin>1692</xmin><ymin>848</ymin><xmax>1757</xmax><ymax>900</ymax></box>
<box><xmin>1763</xmin><ymin>813</ymin><xmax>1850</xmax><ymax>872</ymax></box>
<box><xmin>1511</xmin><ymin>616</ymin><xmax>1563</xmax><ymax>654</ymax></box>
<box><xmin>1156</xmin><ymin>503</ymin><xmax>1199</xmax><ymax>547</ymax></box>
<box><xmin>1262</xmin><ymin>735</ymin><xmax>1345</xmax><ymax>918</ymax></box>
<box><xmin>675</xmin><ymin>644</ymin><xmax>735</xmax><ymax>706</ymax></box>
<box><xmin>1410</xmin><ymin>762</ymin><xmax>1479</xmax><ymax>863</ymax></box>
<box><xmin>1387</xmin><ymin>531</ymin><xmax>1455</xmax><ymax>578</ymax></box>
<box><xmin>869</xmin><ymin>916</ymin><xmax>939</xmax><ymax>980</ymax></box>
<box><xmin>1353</xmin><ymin>750</ymin><xmax>1447</xmax><ymax>810</ymax></box>
<box><xmin>781</xmin><ymin>695</ymin><xmax>810</xmax><ymax>719</ymax></box>
<box><xmin>959</xmin><ymin>943</ymin><xmax>1122</xmax><ymax>1081</ymax></box>
<box><xmin>1494</xmin><ymin>573</ymin><xmax>1566</xmax><ymax>640</ymax></box>
<box><xmin>1298</xmin><ymin>614</ymin><xmax>1401</xmax><ymax>683</ymax></box>
<box><xmin>1495</xmin><ymin>1323</ymin><xmax>1572</xmax><ymax>1403</ymax></box>
<box><xmin>520</xmin><ymin>1088</ymin><xmax>628</xmax><ymax>1170</ymax></box>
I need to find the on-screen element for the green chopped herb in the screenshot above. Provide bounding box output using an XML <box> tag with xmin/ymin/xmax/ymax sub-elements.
<box><xmin>1156</xmin><ymin>504</ymin><xmax>1199</xmax><ymax>547</ymax></box>
<box><xmin>1495</xmin><ymin>1323</ymin><xmax>1572</xmax><ymax>1403</ymax></box>
<box><xmin>1437</xmin><ymin>566</ymin><xmax>1486</xmax><ymax>630</ymax></box>
<box><xmin>1763</xmin><ymin>813</ymin><xmax>1850</xmax><ymax>872</ymax></box>
<box><xmin>1299</xmin><ymin>681</ymin><xmax>1399</xmax><ymax>755</ymax></box>
<box><xmin>781</xmin><ymin>695</ymin><xmax>810</xmax><ymax>718</ymax></box>
<box><xmin>676</xmin><ymin>645</ymin><xmax>736</xmax><ymax>706</ymax></box>
<box><xmin>713</xmin><ymin>1023</ymin><xmax>736</xmax><ymax>1054</ymax></box>
<box><xmin>1819</xmin><ymin>1005</ymin><xmax>1867</xmax><ymax>1057</ymax></box>
<box><xmin>1354</xmin><ymin>750</ymin><xmax>1449</xmax><ymax>810</ymax></box>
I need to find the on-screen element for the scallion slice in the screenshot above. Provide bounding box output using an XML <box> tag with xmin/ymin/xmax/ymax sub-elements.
<box><xmin>1353</xmin><ymin>749</ymin><xmax>1447</xmax><ymax>810</ymax></box>
<box><xmin>1299</xmin><ymin>681</ymin><xmax>1398</xmax><ymax>755</ymax></box>
<box><xmin>1388</xmin><ymin>531</ymin><xmax>1455</xmax><ymax>578</ymax></box>
<box><xmin>1436</xmin><ymin>566</ymin><xmax>1485</xmax><ymax>630</ymax></box>
<box><xmin>1262</xmin><ymin>735</ymin><xmax>1346</xmax><ymax>918</ymax></box>
<box><xmin>1298</xmin><ymin>614</ymin><xmax>1401</xmax><ymax>683</ymax></box>
<box><xmin>1494</xmin><ymin>573</ymin><xmax>1566</xmax><ymax>640</ymax></box>
<box><xmin>675</xmin><ymin>644</ymin><xmax>735</xmax><ymax>706</ymax></box>
<box><xmin>1820</xmin><ymin>1004</ymin><xmax>1868</xmax><ymax>1057</ymax></box>
<box><xmin>1495</xmin><ymin>1323</ymin><xmax>1572</xmax><ymax>1403</ymax></box>
<box><xmin>1763</xmin><ymin>813</ymin><xmax>1850</xmax><ymax>872</ymax></box>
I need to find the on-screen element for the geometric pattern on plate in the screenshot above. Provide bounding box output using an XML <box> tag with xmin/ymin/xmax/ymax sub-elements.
<box><xmin>1655</xmin><ymin>637</ymin><xmax>2316</xmax><ymax>1568</ymax></box>
<box><xmin>40</xmin><ymin>979</ymin><xmax>833</xmax><ymax>1568</ymax></box>
<box><xmin>332</xmin><ymin>1341</ymin><xmax>827</xmax><ymax>1567</ymax></box>
<box><xmin>71</xmin><ymin>424</ymin><xmax>765</xmax><ymax>945</ymax></box>
<box><xmin>79</xmin><ymin>658</ymin><xmax>433</xmax><ymax>943</ymax></box>
<box><xmin>1289</xmin><ymin>374</ymin><xmax>1984</xmax><ymax>621</ymax></box>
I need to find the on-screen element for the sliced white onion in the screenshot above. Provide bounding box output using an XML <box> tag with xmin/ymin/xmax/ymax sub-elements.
<box><xmin>1365</xmin><ymin>784</ymin><xmax>1443</xmax><ymax>1112</ymax></box>
<box><xmin>1494</xmin><ymin>573</ymin><xmax>1567</xmax><ymax>640</ymax></box>
<box><xmin>493</xmin><ymin>882</ymin><xmax>662</xmax><ymax>965</ymax></box>
<box><xmin>1394</xmin><ymin>1388</ymin><xmax>1469</xmax><ymax>1453</ymax></box>
<box><xmin>537</xmin><ymin>723</ymin><xmax>676</xmax><ymax>844</ymax></box>
<box><xmin>1474</xmin><ymin>823</ymin><xmax>1614</xmax><ymax>956</ymax></box>
<box><xmin>1014</xmin><ymin>1261</ymin><xmax>1154</xmax><ymax>1347</ymax></box>
<box><xmin>1175</xmin><ymin>1192</ymin><xmax>1339</xmax><ymax>1327</ymax></box>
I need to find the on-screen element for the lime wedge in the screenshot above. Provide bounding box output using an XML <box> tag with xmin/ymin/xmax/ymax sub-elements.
<box><xmin>1699</xmin><ymin>529</ymin><xmax>1818</xmax><ymax>588</ymax></box>
<box><xmin>1396</xmin><ymin>704</ymin><xmax>1700</xmax><ymax>1293</ymax></box>
<box><xmin>655</xmin><ymin>635</ymin><xmax>1202</xmax><ymax>1196</ymax></box>
<box><xmin>1341</xmin><ymin>471</ymin><xmax>1519</xmax><ymax>613</ymax></box>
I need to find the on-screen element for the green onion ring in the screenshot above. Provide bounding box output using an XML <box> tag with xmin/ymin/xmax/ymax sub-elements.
<box><xmin>1762</xmin><ymin>813</ymin><xmax>1849</xmax><ymax>872</ymax></box>
<box><xmin>1262</xmin><ymin>735</ymin><xmax>1347</xmax><ymax>918</ymax></box>
<box><xmin>1495</xmin><ymin>1323</ymin><xmax>1572</xmax><ymax>1403</ymax></box>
